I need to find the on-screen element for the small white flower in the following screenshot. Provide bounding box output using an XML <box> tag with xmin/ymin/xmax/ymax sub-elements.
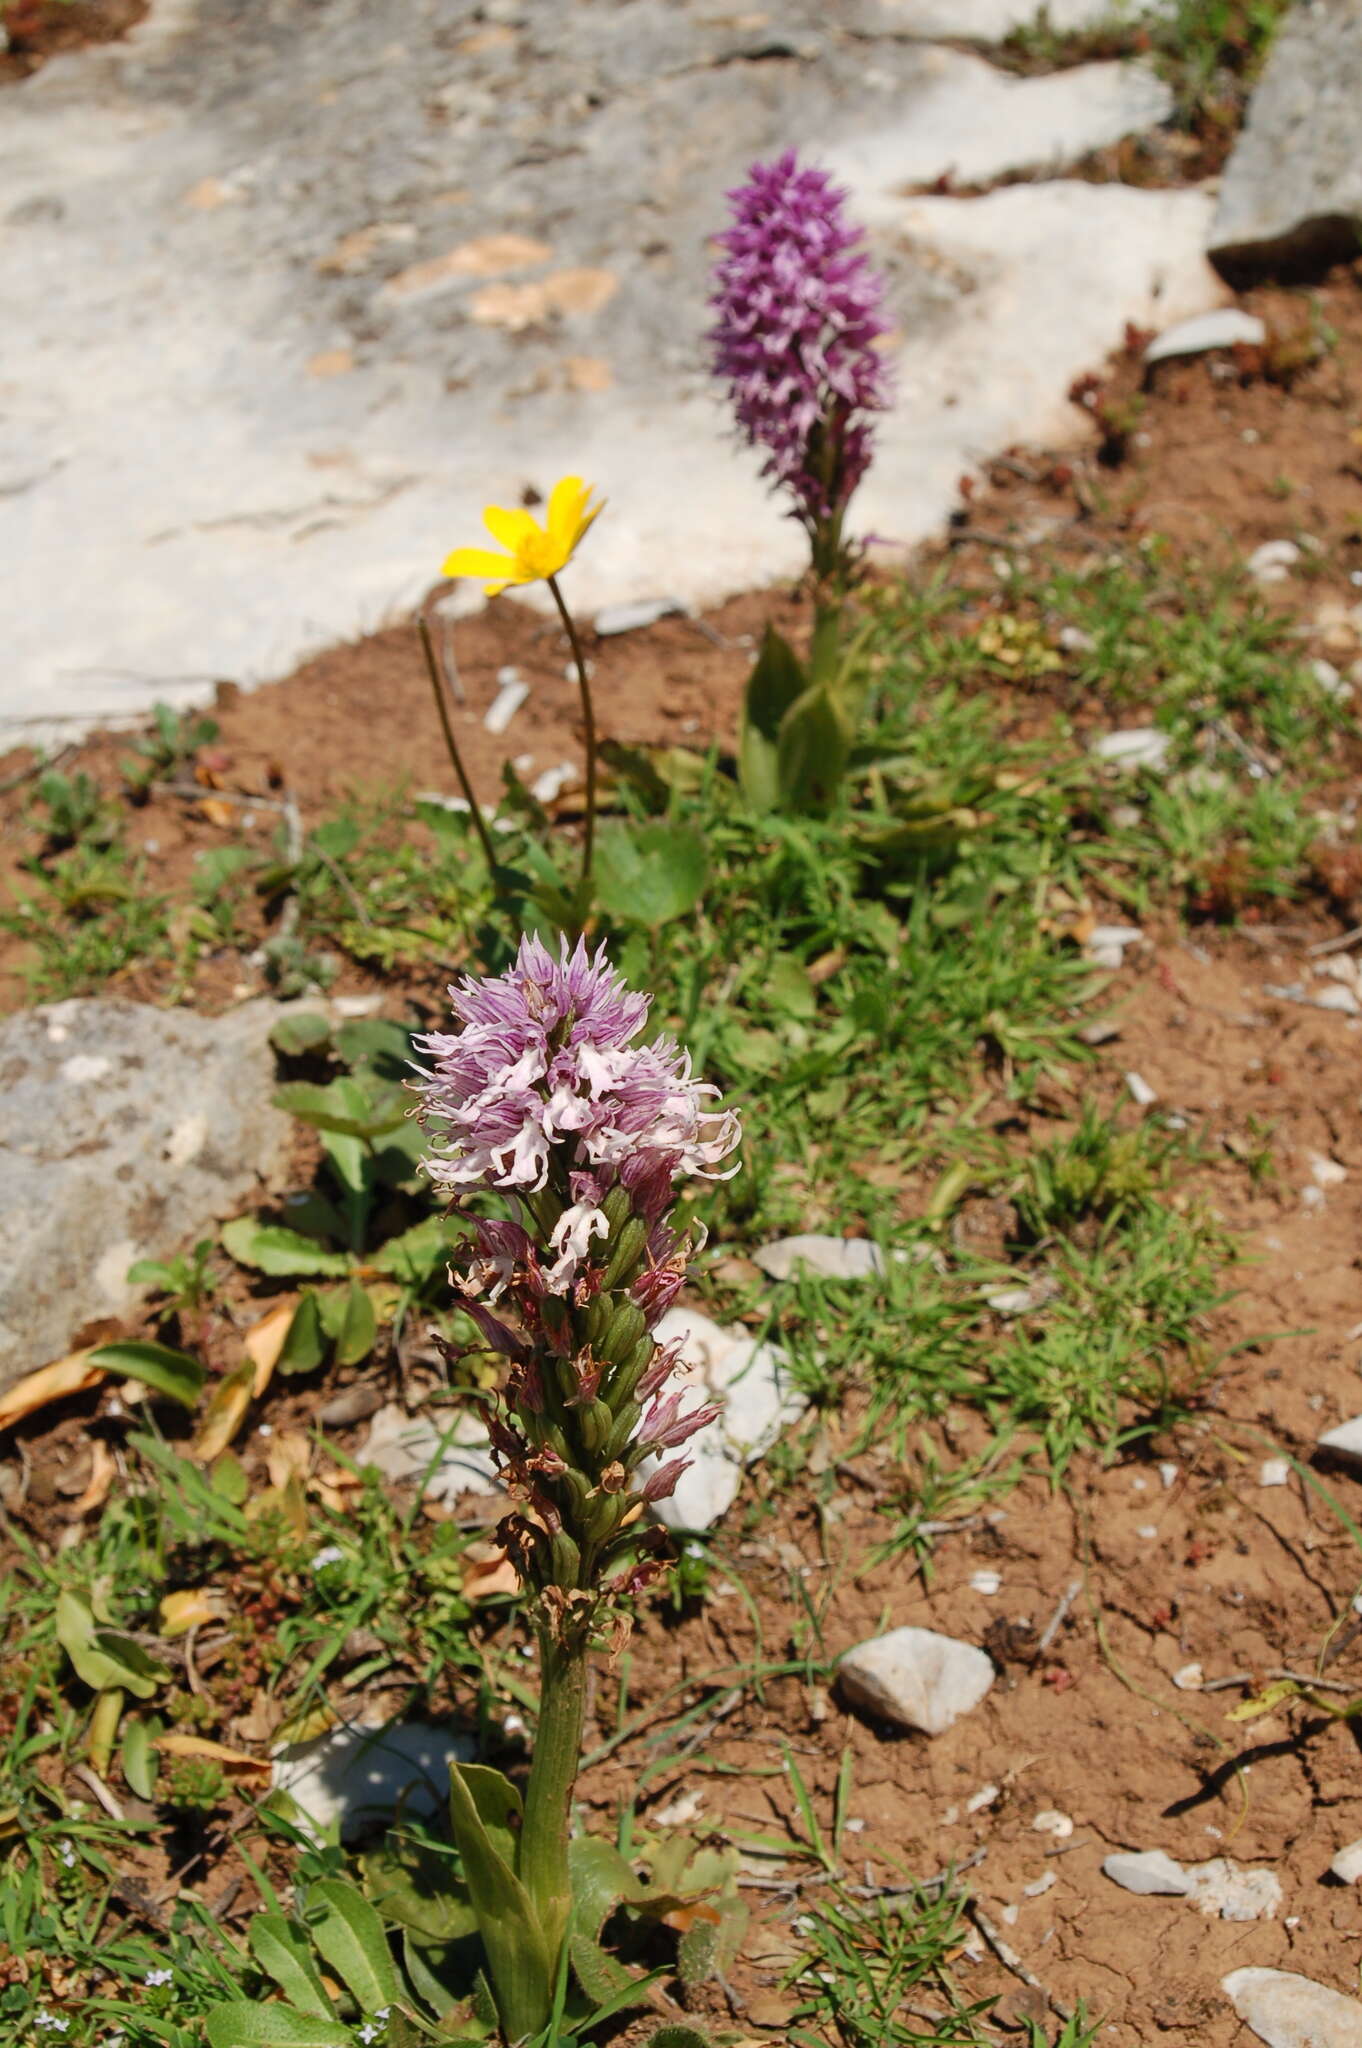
<box><xmin>34</xmin><ymin>2017</ymin><xmax>71</xmax><ymax>2035</ymax></box>
<box><xmin>311</xmin><ymin>1545</ymin><xmax>343</xmax><ymax>1570</ymax></box>
<box><xmin>144</xmin><ymin>1967</ymin><xmax>173</xmax><ymax>1987</ymax></box>
<box><xmin>56</xmin><ymin>1839</ymin><xmax>76</xmax><ymax>1868</ymax></box>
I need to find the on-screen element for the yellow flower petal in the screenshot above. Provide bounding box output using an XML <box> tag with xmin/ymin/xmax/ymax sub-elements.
<box><xmin>442</xmin><ymin>545</ymin><xmax>523</xmax><ymax>582</ymax></box>
<box><xmin>483</xmin><ymin>503</ymin><xmax>542</xmax><ymax>554</ymax></box>
<box><xmin>546</xmin><ymin>474</ymin><xmax>600</xmax><ymax>557</ymax></box>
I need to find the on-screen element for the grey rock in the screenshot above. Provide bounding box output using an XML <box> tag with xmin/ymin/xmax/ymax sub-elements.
<box><xmin>1222</xmin><ymin>1966</ymin><xmax>1362</xmax><ymax>2048</ymax></box>
<box><xmin>1329</xmin><ymin>1837</ymin><xmax>1362</xmax><ymax>1884</ymax></box>
<box><xmin>1102</xmin><ymin>1848</ymin><xmax>1192</xmax><ymax>1897</ymax></box>
<box><xmin>1145</xmin><ymin>308</ymin><xmax>1267</xmax><ymax>363</ymax></box>
<box><xmin>855</xmin><ymin>0</ymin><xmax>1142</xmax><ymax>38</ymax></box>
<box><xmin>838</xmin><ymin>1626</ymin><xmax>995</xmax><ymax>1735</ymax></box>
<box><xmin>0</xmin><ymin>999</ymin><xmax>292</xmax><ymax>1390</ymax></box>
<box><xmin>272</xmin><ymin>1720</ymin><xmax>475</xmax><ymax>1842</ymax></box>
<box><xmin>1211</xmin><ymin>0</ymin><xmax>1362</xmax><ymax>278</ymax></box>
<box><xmin>639</xmin><ymin>1305</ymin><xmax>808</xmax><ymax>1532</ymax></box>
<box><xmin>753</xmin><ymin>1235</ymin><xmax>886</xmax><ymax>1282</ymax></box>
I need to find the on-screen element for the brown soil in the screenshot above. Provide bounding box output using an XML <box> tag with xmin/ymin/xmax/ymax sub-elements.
<box><xmin>0</xmin><ymin>0</ymin><xmax>147</xmax><ymax>83</ymax></box>
<box><xmin>8</xmin><ymin>268</ymin><xmax>1362</xmax><ymax>2038</ymax></box>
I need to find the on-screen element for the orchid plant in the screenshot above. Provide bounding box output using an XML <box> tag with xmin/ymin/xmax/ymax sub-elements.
<box><xmin>411</xmin><ymin>934</ymin><xmax>740</xmax><ymax>2041</ymax></box>
<box><xmin>709</xmin><ymin>149</ymin><xmax>893</xmax><ymax>813</ymax></box>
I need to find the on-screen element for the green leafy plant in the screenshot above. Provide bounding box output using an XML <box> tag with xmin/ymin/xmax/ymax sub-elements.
<box><xmin>120</xmin><ymin>699</ymin><xmax>221</xmax><ymax>793</ymax></box>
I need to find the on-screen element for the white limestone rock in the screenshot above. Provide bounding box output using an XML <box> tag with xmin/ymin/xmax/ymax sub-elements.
<box><xmin>358</xmin><ymin>1403</ymin><xmax>499</xmax><ymax>1503</ymax></box>
<box><xmin>1328</xmin><ymin>1837</ymin><xmax>1362</xmax><ymax>1885</ymax></box>
<box><xmin>854</xmin><ymin>0</ymin><xmax>1158</xmax><ymax>39</ymax></box>
<box><xmin>753</xmin><ymin>1235</ymin><xmax>887</xmax><ymax>1281</ymax></box>
<box><xmin>838</xmin><ymin>1626</ymin><xmax>995</xmax><ymax>1735</ymax></box>
<box><xmin>1185</xmin><ymin>1858</ymin><xmax>1282</xmax><ymax>1922</ymax></box>
<box><xmin>272</xmin><ymin>1720</ymin><xmax>475</xmax><ymax>1842</ymax></box>
<box><xmin>640</xmin><ymin>1305</ymin><xmax>808</xmax><ymax>1532</ymax></box>
<box><xmin>1222</xmin><ymin>1966</ymin><xmax>1362</xmax><ymax>2048</ymax></box>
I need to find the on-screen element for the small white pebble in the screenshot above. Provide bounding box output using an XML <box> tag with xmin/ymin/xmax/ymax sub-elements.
<box><xmin>1137</xmin><ymin>1524</ymin><xmax>1158</xmax><ymax>1540</ymax></box>
<box><xmin>966</xmin><ymin>1783</ymin><xmax>1000</xmax><ymax>1814</ymax></box>
<box><xmin>1301</xmin><ymin>1184</ymin><xmax>1326</xmax><ymax>1212</ymax></box>
<box><xmin>1000</xmin><ymin>1903</ymin><xmax>1020</xmax><ymax>1926</ymax></box>
<box><xmin>1126</xmin><ymin>1071</ymin><xmax>1158</xmax><ymax>1108</ymax></box>
<box><xmin>1259</xmin><ymin>1458</ymin><xmax>1290</xmax><ymax>1488</ymax></box>
<box><xmin>1310</xmin><ymin>1154</ymin><xmax>1347</xmax><ymax>1187</ymax></box>
<box><xmin>1131</xmin><ymin>1476</ymin><xmax>1148</xmax><ymax>1492</ymax></box>
<box><xmin>1285</xmin><ymin>1914</ymin><xmax>1301</xmax><ymax>1927</ymax></box>
<box><xmin>969</xmin><ymin>1569</ymin><xmax>1002</xmax><ymax>1595</ymax></box>
<box><xmin>942</xmin><ymin>1804</ymin><xmax>960</xmax><ymax>1826</ymax></box>
<box><xmin>1173</xmin><ymin>1663</ymin><xmax>1204</xmax><ymax>1691</ymax></box>
<box><xmin>1032</xmin><ymin>1810</ymin><xmax>1074</xmax><ymax>1839</ymax></box>
<box><xmin>1023</xmin><ymin>1870</ymin><xmax>1058</xmax><ymax>1898</ymax></box>
<box><xmin>1159</xmin><ymin>1462</ymin><xmax>1179</xmax><ymax>1489</ymax></box>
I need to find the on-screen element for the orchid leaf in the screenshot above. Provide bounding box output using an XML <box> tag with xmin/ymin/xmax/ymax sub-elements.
<box><xmin>87</xmin><ymin>1339</ymin><xmax>205</xmax><ymax>1409</ymax></box>
<box><xmin>446</xmin><ymin>1763</ymin><xmax>555</xmax><ymax>2041</ymax></box>
<box><xmin>55</xmin><ymin>1590</ymin><xmax>169</xmax><ymax>1700</ymax></box>
<box><xmin>247</xmin><ymin>1913</ymin><xmax>337</xmax><ymax>2019</ymax></box>
<box><xmin>205</xmin><ymin>2007</ymin><xmax>350</xmax><ymax>2048</ymax></box>
<box><xmin>739</xmin><ymin>624</ymin><xmax>807</xmax><ymax>811</ymax></box>
<box><xmin>303</xmin><ymin>1878</ymin><xmax>403</xmax><ymax>2012</ymax></box>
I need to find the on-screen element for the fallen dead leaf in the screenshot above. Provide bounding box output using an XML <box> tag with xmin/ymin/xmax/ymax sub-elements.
<box><xmin>244</xmin><ymin>1300</ymin><xmax>296</xmax><ymax>1397</ymax></box>
<box><xmin>266</xmin><ymin>1429</ymin><xmax>313</xmax><ymax>1491</ymax></box>
<box><xmin>160</xmin><ymin>1587</ymin><xmax>228</xmax><ymax>1637</ymax></box>
<box><xmin>191</xmin><ymin>1359</ymin><xmax>255</xmax><ymax>1464</ymax></box>
<box><xmin>198</xmin><ymin>797</ymin><xmax>241</xmax><ymax>829</ymax></box>
<box><xmin>153</xmin><ymin>1733</ymin><xmax>270</xmax><ymax>1781</ymax></box>
<box><xmin>0</xmin><ymin>1348</ymin><xmax>102</xmax><ymax>1430</ymax></box>
<box><xmin>73</xmin><ymin>1439</ymin><xmax>117</xmax><ymax>1516</ymax></box>
<box><xmin>463</xmin><ymin>1551</ymin><xmax>521</xmax><ymax>1602</ymax></box>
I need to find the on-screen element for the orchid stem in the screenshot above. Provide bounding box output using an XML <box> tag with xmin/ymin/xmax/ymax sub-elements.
<box><xmin>547</xmin><ymin>574</ymin><xmax>598</xmax><ymax>902</ymax></box>
<box><xmin>417</xmin><ymin>613</ymin><xmax>500</xmax><ymax>878</ymax></box>
<box><xmin>519</xmin><ymin>1621</ymin><xmax>588</xmax><ymax>1969</ymax></box>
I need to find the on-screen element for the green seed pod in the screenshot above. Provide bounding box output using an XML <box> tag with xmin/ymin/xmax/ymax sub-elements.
<box><xmin>550</xmin><ymin>1529</ymin><xmax>582</xmax><ymax>1589</ymax></box>
<box><xmin>583</xmin><ymin>1296</ymin><xmax>613</xmax><ymax>1348</ymax></box>
<box><xmin>600</xmin><ymin>1216</ymin><xmax>649</xmax><ymax>1291</ymax></box>
<box><xmin>576</xmin><ymin>1399</ymin><xmax>615</xmax><ymax>1455</ymax></box>
<box><xmin>585</xmin><ymin>1490</ymin><xmax>626</xmax><ymax>1544</ymax></box>
<box><xmin>602</xmin><ymin>1185</ymin><xmax>634</xmax><ymax>1235</ymax></box>
<box><xmin>602</xmin><ymin>1398</ymin><xmax>642</xmax><ymax>1465</ymax></box>
<box><xmin>599</xmin><ymin>1299</ymin><xmax>646</xmax><ymax>1365</ymax></box>
<box><xmin>607</xmin><ymin>1335</ymin><xmax>657</xmax><ymax>1413</ymax></box>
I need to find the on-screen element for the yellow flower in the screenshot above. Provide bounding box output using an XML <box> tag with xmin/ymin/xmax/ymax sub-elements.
<box><xmin>442</xmin><ymin>475</ymin><xmax>603</xmax><ymax>595</ymax></box>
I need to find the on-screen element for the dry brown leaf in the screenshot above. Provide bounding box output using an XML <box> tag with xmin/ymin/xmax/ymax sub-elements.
<box><xmin>463</xmin><ymin>1551</ymin><xmax>520</xmax><ymax>1602</ymax></box>
<box><xmin>244</xmin><ymin>1300</ymin><xmax>296</xmax><ymax>1398</ymax></box>
<box><xmin>159</xmin><ymin>1587</ymin><xmax>227</xmax><ymax>1637</ymax></box>
<box><xmin>73</xmin><ymin>1439</ymin><xmax>117</xmax><ymax>1516</ymax></box>
<box><xmin>0</xmin><ymin>1348</ymin><xmax>101</xmax><ymax>1430</ymax></box>
<box><xmin>266</xmin><ymin>1429</ymin><xmax>312</xmax><ymax>1490</ymax></box>
<box><xmin>191</xmin><ymin>1359</ymin><xmax>255</xmax><ymax>1464</ymax></box>
<box><xmin>153</xmin><ymin>1733</ymin><xmax>270</xmax><ymax>1780</ymax></box>
<box><xmin>198</xmin><ymin>797</ymin><xmax>240</xmax><ymax>829</ymax></box>
<box><xmin>313</xmin><ymin>1463</ymin><xmax>364</xmax><ymax>1514</ymax></box>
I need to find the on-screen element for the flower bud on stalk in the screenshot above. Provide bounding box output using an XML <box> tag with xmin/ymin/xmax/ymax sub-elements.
<box><xmin>414</xmin><ymin>934</ymin><xmax>741</xmax><ymax>1634</ymax></box>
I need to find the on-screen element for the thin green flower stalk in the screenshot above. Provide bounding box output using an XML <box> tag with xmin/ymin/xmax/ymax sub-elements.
<box><xmin>414</xmin><ymin>935</ymin><xmax>741</xmax><ymax>2038</ymax></box>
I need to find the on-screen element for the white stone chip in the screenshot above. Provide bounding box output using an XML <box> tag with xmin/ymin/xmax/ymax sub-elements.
<box><xmin>640</xmin><ymin>1306</ymin><xmax>808</xmax><ymax>1533</ymax></box>
<box><xmin>1090</xmin><ymin>728</ymin><xmax>1172</xmax><ymax>771</ymax></box>
<box><xmin>1126</xmin><ymin>1071</ymin><xmax>1158</xmax><ymax>1108</ymax></box>
<box><xmin>483</xmin><ymin>675</ymin><xmax>530</xmax><ymax>735</ymax></box>
<box><xmin>1144</xmin><ymin>308</ymin><xmax>1266</xmax><ymax>364</ymax></box>
<box><xmin>593</xmin><ymin>596</ymin><xmax>688</xmax><ymax>636</ymax></box>
<box><xmin>838</xmin><ymin>1626</ymin><xmax>995</xmax><ymax>1736</ymax></box>
<box><xmin>1172</xmin><ymin>1663</ymin><xmax>1204</xmax><ymax>1691</ymax></box>
<box><xmin>969</xmin><ymin>1569</ymin><xmax>1002</xmax><ymax>1596</ymax></box>
<box><xmin>1317</xmin><ymin>1415</ymin><xmax>1362</xmax><ymax>1468</ymax></box>
<box><xmin>1103</xmin><ymin>1848</ymin><xmax>1192</xmax><ymax>1896</ymax></box>
<box><xmin>1222</xmin><ymin>1966</ymin><xmax>1362</xmax><ymax>2048</ymax></box>
<box><xmin>1032</xmin><ymin>1810</ymin><xmax>1074</xmax><ymax>1839</ymax></box>
<box><xmin>1247</xmin><ymin>539</ymin><xmax>1301</xmax><ymax>585</ymax></box>
<box><xmin>1258</xmin><ymin>1458</ymin><xmax>1290</xmax><ymax>1488</ymax></box>
<box><xmin>1329</xmin><ymin>1837</ymin><xmax>1362</xmax><ymax>1885</ymax></box>
<box><xmin>1023</xmin><ymin>1869</ymin><xmax>1058</xmax><ymax>1898</ymax></box>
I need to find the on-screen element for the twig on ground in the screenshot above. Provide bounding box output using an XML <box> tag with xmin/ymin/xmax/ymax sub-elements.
<box><xmin>73</xmin><ymin>1763</ymin><xmax>125</xmax><ymax>1821</ymax></box>
<box><xmin>966</xmin><ymin>1897</ymin><xmax>1072</xmax><ymax>2023</ymax></box>
<box><xmin>1306</xmin><ymin>925</ymin><xmax>1362</xmax><ymax>958</ymax></box>
<box><xmin>1037</xmin><ymin>1577</ymin><xmax>1081</xmax><ymax>1654</ymax></box>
